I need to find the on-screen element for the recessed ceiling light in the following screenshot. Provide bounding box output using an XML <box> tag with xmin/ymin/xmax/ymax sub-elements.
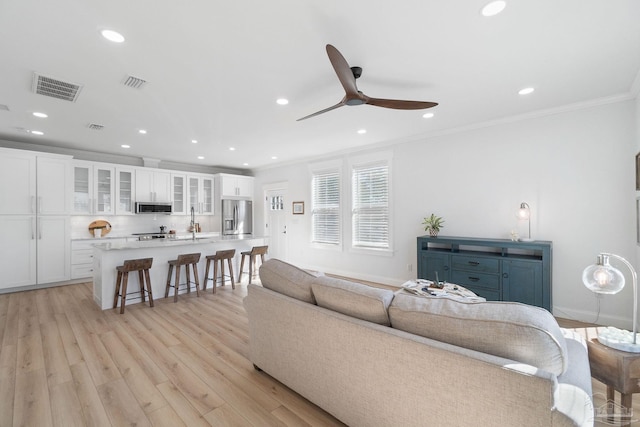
<box><xmin>243</xmin><ymin>163</ymin><xmax>249</xmax><ymax>166</ymax></box>
<box><xmin>229</xmin><ymin>147</ymin><xmax>236</xmax><ymax>151</ymax></box>
<box><xmin>276</xmin><ymin>98</ymin><xmax>289</xmax><ymax>105</ymax></box>
<box><xmin>101</xmin><ymin>29</ymin><xmax>125</xmax><ymax>43</ymax></box>
<box><xmin>422</xmin><ymin>112</ymin><xmax>434</xmax><ymax>119</ymax></box>
<box><xmin>518</xmin><ymin>87</ymin><xmax>535</xmax><ymax>95</ymax></box>
<box><xmin>33</xmin><ymin>112</ymin><xmax>48</xmax><ymax>118</ymax></box>
<box><xmin>138</xmin><ymin>129</ymin><xmax>147</xmax><ymax>134</ymax></box>
<box><xmin>121</xmin><ymin>144</ymin><xmax>130</xmax><ymax>148</ymax></box>
<box><xmin>481</xmin><ymin>1</ymin><xmax>506</xmax><ymax>17</ymax></box>
<box><xmin>30</xmin><ymin>130</ymin><xmax>44</xmax><ymax>135</ymax></box>
<box><xmin>271</xmin><ymin>156</ymin><xmax>278</xmax><ymax>160</ymax></box>
<box><xmin>191</xmin><ymin>139</ymin><xmax>198</xmax><ymax>144</ymax></box>
<box><xmin>357</xmin><ymin>129</ymin><xmax>367</xmax><ymax>134</ymax></box>
<box><xmin>197</xmin><ymin>156</ymin><xmax>205</xmax><ymax>160</ymax></box>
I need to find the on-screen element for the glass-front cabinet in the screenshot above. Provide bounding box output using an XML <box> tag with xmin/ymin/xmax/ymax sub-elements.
<box><xmin>115</xmin><ymin>167</ymin><xmax>135</xmax><ymax>215</ymax></box>
<box><xmin>187</xmin><ymin>174</ymin><xmax>214</xmax><ymax>215</ymax></box>
<box><xmin>73</xmin><ymin>161</ymin><xmax>114</xmax><ymax>215</ymax></box>
<box><xmin>172</xmin><ymin>174</ymin><xmax>186</xmax><ymax>215</ymax></box>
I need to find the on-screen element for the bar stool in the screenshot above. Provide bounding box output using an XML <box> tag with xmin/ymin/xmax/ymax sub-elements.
<box><xmin>113</xmin><ymin>258</ymin><xmax>154</xmax><ymax>314</ymax></box>
<box><xmin>238</xmin><ymin>245</ymin><xmax>268</xmax><ymax>284</ymax></box>
<box><xmin>203</xmin><ymin>249</ymin><xmax>236</xmax><ymax>293</ymax></box>
<box><xmin>165</xmin><ymin>253</ymin><xmax>201</xmax><ymax>302</ymax></box>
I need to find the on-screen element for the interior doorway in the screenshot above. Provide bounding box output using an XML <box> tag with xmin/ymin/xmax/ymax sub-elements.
<box><xmin>264</xmin><ymin>183</ymin><xmax>289</xmax><ymax>261</ymax></box>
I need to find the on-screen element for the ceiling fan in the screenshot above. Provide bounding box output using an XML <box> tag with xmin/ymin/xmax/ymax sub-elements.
<box><xmin>297</xmin><ymin>44</ymin><xmax>438</xmax><ymax>121</ymax></box>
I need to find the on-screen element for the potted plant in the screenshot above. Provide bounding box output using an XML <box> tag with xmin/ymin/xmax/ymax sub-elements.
<box><xmin>422</xmin><ymin>213</ymin><xmax>444</xmax><ymax>237</ymax></box>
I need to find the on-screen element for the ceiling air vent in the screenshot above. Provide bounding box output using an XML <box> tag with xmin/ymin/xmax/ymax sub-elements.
<box><xmin>32</xmin><ymin>73</ymin><xmax>82</xmax><ymax>102</ymax></box>
<box><xmin>88</xmin><ymin>123</ymin><xmax>104</xmax><ymax>131</ymax></box>
<box><xmin>122</xmin><ymin>75</ymin><xmax>147</xmax><ymax>89</ymax></box>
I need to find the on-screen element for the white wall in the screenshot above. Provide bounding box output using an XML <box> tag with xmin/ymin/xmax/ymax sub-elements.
<box><xmin>254</xmin><ymin>99</ymin><xmax>637</xmax><ymax>328</ymax></box>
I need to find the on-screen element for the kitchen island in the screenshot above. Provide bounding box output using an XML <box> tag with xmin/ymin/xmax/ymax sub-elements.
<box><xmin>92</xmin><ymin>235</ymin><xmax>267</xmax><ymax>310</ymax></box>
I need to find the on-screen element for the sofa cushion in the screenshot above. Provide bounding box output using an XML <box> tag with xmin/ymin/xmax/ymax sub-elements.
<box><xmin>311</xmin><ymin>276</ymin><xmax>395</xmax><ymax>326</ymax></box>
<box><xmin>259</xmin><ymin>259</ymin><xmax>321</xmax><ymax>304</ymax></box>
<box><xmin>389</xmin><ymin>293</ymin><xmax>569</xmax><ymax>376</ymax></box>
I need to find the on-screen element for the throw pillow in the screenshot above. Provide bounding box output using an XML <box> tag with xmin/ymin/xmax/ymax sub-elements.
<box><xmin>311</xmin><ymin>276</ymin><xmax>395</xmax><ymax>326</ymax></box>
<box><xmin>389</xmin><ymin>293</ymin><xmax>569</xmax><ymax>376</ymax></box>
<box><xmin>259</xmin><ymin>259</ymin><xmax>320</xmax><ymax>304</ymax></box>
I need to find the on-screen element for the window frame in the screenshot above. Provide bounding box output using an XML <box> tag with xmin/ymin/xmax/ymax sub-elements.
<box><xmin>309</xmin><ymin>160</ymin><xmax>343</xmax><ymax>250</ymax></box>
<box><xmin>349</xmin><ymin>151</ymin><xmax>393</xmax><ymax>255</ymax></box>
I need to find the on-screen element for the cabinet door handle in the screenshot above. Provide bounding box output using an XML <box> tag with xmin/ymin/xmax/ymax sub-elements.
<box><xmin>468</xmin><ymin>261</ymin><xmax>480</xmax><ymax>266</ymax></box>
<box><xmin>38</xmin><ymin>196</ymin><xmax>42</xmax><ymax>214</ymax></box>
<box><xmin>444</xmin><ymin>266</ymin><xmax>449</xmax><ymax>271</ymax></box>
<box><xmin>502</xmin><ymin>273</ymin><xmax>509</xmax><ymax>278</ymax></box>
<box><xmin>31</xmin><ymin>218</ymin><xmax>35</xmax><ymax>240</ymax></box>
<box><xmin>38</xmin><ymin>218</ymin><xmax>42</xmax><ymax>240</ymax></box>
<box><xmin>468</xmin><ymin>276</ymin><xmax>480</xmax><ymax>282</ymax></box>
<box><xmin>31</xmin><ymin>196</ymin><xmax>36</xmax><ymax>213</ymax></box>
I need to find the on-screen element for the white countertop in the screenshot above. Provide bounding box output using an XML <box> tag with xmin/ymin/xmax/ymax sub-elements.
<box><xmin>93</xmin><ymin>234</ymin><xmax>265</xmax><ymax>251</ymax></box>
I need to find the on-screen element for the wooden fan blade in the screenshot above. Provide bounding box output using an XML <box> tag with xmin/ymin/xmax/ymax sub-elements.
<box><xmin>326</xmin><ymin>44</ymin><xmax>359</xmax><ymax>96</ymax></box>
<box><xmin>297</xmin><ymin>101</ymin><xmax>345</xmax><ymax>121</ymax></box>
<box><xmin>366</xmin><ymin>98</ymin><xmax>438</xmax><ymax>110</ymax></box>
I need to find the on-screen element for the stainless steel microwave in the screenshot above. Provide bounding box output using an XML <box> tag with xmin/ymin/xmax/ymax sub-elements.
<box><xmin>135</xmin><ymin>202</ymin><xmax>172</xmax><ymax>214</ymax></box>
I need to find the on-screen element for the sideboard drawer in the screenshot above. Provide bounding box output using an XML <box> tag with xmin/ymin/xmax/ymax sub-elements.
<box><xmin>465</xmin><ymin>286</ymin><xmax>500</xmax><ymax>301</ymax></box>
<box><xmin>451</xmin><ymin>270</ymin><xmax>500</xmax><ymax>290</ymax></box>
<box><xmin>451</xmin><ymin>255</ymin><xmax>500</xmax><ymax>273</ymax></box>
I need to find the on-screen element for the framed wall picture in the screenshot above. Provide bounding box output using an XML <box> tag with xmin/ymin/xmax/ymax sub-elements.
<box><xmin>292</xmin><ymin>201</ymin><xmax>304</xmax><ymax>215</ymax></box>
<box><xmin>636</xmin><ymin>152</ymin><xmax>640</xmax><ymax>191</ymax></box>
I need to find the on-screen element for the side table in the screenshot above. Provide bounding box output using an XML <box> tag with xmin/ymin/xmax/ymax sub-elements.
<box><xmin>574</xmin><ymin>327</ymin><xmax>640</xmax><ymax>426</ymax></box>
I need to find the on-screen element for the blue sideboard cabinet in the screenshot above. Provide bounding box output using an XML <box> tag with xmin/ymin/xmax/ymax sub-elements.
<box><xmin>417</xmin><ymin>236</ymin><xmax>552</xmax><ymax>311</ymax></box>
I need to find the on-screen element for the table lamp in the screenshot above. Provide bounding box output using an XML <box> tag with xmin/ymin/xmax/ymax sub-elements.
<box><xmin>516</xmin><ymin>202</ymin><xmax>533</xmax><ymax>241</ymax></box>
<box><xmin>582</xmin><ymin>252</ymin><xmax>640</xmax><ymax>352</ymax></box>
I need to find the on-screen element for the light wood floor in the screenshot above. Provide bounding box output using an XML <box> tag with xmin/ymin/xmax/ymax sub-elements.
<box><xmin>0</xmin><ymin>280</ymin><xmax>635</xmax><ymax>426</ymax></box>
<box><xmin>0</xmin><ymin>281</ymin><xmax>346</xmax><ymax>427</ymax></box>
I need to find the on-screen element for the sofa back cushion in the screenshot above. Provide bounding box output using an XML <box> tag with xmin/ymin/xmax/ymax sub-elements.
<box><xmin>259</xmin><ymin>259</ymin><xmax>320</xmax><ymax>304</ymax></box>
<box><xmin>389</xmin><ymin>293</ymin><xmax>568</xmax><ymax>376</ymax></box>
<box><xmin>311</xmin><ymin>276</ymin><xmax>395</xmax><ymax>326</ymax></box>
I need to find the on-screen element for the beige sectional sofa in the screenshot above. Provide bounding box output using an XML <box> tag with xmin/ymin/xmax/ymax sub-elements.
<box><xmin>244</xmin><ymin>259</ymin><xmax>594</xmax><ymax>427</ymax></box>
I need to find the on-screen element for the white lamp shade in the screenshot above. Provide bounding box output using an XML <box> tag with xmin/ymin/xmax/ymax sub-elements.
<box><xmin>582</xmin><ymin>255</ymin><xmax>625</xmax><ymax>294</ymax></box>
<box><xmin>516</xmin><ymin>203</ymin><xmax>530</xmax><ymax>220</ymax></box>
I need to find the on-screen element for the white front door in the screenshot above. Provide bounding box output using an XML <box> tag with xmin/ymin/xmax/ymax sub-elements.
<box><xmin>264</xmin><ymin>185</ymin><xmax>288</xmax><ymax>261</ymax></box>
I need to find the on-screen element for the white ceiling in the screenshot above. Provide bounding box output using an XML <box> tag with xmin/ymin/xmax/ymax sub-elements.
<box><xmin>1</xmin><ymin>1</ymin><xmax>639</xmax><ymax>171</ymax></box>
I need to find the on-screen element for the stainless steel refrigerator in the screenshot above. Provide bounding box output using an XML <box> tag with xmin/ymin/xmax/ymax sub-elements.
<box><xmin>222</xmin><ymin>199</ymin><xmax>253</xmax><ymax>235</ymax></box>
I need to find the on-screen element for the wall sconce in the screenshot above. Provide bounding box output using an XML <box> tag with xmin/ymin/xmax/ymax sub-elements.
<box><xmin>582</xmin><ymin>253</ymin><xmax>640</xmax><ymax>352</ymax></box>
<box><xmin>516</xmin><ymin>202</ymin><xmax>533</xmax><ymax>241</ymax></box>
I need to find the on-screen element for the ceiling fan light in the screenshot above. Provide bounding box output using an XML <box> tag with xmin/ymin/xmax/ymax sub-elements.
<box><xmin>482</xmin><ymin>1</ymin><xmax>506</xmax><ymax>17</ymax></box>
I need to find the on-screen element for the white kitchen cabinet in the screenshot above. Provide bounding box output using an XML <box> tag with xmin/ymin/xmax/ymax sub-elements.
<box><xmin>187</xmin><ymin>174</ymin><xmax>214</xmax><ymax>215</ymax></box>
<box><xmin>116</xmin><ymin>167</ymin><xmax>135</xmax><ymax>215</ymax></box>
<box><xmin>172</xmin><ymin>174</ymin><xmax>186</xmax><ymax>215</ymax></box>
<box><xmin>135</xmin><ymin>168</ymin><xmax>171</xmax><ymax>202</ymax></box>
<box><xmin>0</xmin><ymin>149</ymin><xmax>71</xmax><ymax>215</ymax></box>
<box><xmin>218</xmin><ymin>174</ymin><xmax>253</xmax><ymax>199</ymax></box>
<box><xmin>37</xmin><ymin>216</ymin><xmax>71</xmax><ymax>283</ymax></box>
<box><xmin>73</xmin><ymin>161</ymin><xmax>115</xmax><ymax>215</ymax></box>
<box><xmin>0</xmin><ymin>215</ymin><xmax>70</xmax><ymax>289</ymax></box>
<box><xmin>0</xmin><ymin>216</ymin><xmax>36</xmax><ymax>288</ymax></box>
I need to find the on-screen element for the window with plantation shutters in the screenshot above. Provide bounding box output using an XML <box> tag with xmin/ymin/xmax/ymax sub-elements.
<box><xmin>311</xmin><ymin>169</ymin><xmax>341</xmax><ymax>245</ymax></box>
<box><xmin>351</xmin><ymin>161</ymin><xmax>389</xmax><ymax>249</ymax></box>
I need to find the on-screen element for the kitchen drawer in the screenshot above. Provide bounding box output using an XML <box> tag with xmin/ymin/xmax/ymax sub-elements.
<box><xmin>451</xmin><ymin>270</ymin><xmax>500</xmax><ymax>290</ymax></box>
<box><xmin>71</xmin><ymin>264</ymin><xmax>93</xmax><ymax>279</ymax></box>
<box><xmin>72</xmin><ymin>249</ymin><xmax>94</xmax><ymax>264</ymax></box>
<box><xmin>451</xmin><ymin>255</ymin><xmax>500</xmax><ymax>274</ymax></box>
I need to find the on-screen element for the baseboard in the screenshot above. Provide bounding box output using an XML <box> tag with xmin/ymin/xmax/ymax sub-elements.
<box><xmin>553</xmin><ymin>305</ymin><xmax>631</xmax><ymax>330</ymax></box>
